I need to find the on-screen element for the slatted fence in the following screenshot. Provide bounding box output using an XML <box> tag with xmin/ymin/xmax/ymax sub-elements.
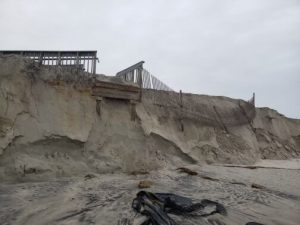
<box><xmin>116</xmin><ymin>61</ymin><xmax>173</xmax><ymax>91</ymax></box>
<box><xmin>0</xmin><ymin>50</ymin><xmax>98</xmax><ymax>74</ymax></box>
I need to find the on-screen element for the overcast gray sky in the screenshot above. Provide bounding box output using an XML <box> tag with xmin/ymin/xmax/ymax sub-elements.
<box><xmin>0</xmin><ymin>0</ymin><xmax>299</xmax><ymax>118</ymax></box>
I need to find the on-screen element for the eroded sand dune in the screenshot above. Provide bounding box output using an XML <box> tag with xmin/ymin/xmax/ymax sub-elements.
<box><xmin>0</xmin><ymin>55</ymin><xmax>300</xmax><ymax>224</ymax></box>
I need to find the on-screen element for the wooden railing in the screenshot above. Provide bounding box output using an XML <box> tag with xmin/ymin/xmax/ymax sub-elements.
<box><xmin>116</xmin><ymin>61</ymin><xmax>173</xmax><ymax>91</ymax></box>
<box><xmin>0</xmin><ymin>50</ymin><xmax>99</xmax><ymax>74</ymax></box>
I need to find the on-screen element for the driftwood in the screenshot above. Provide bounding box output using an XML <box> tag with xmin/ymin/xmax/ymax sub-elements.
<box><xmin>230</xmin><ymin>181</ymin><xmax>247</xmax><ymax>186</ymax></box>
<box><xmin>251</xmin><ymin>183</ymin><xmax>266</xmax><ymax>190</ymax></box>
<box><xmin>199</xmin><ymin>175</ymin><xmax>220</xmax><ymax>181</ymax></box>
<box><xmin>176</xmin><ymin>167</ymin><xmax>198</xmax><ymax>175</ymax></box>
<box><xmin>216</xmin><ymin>164</ymin><xmax>300</xmax><ymax>170</ymax></box>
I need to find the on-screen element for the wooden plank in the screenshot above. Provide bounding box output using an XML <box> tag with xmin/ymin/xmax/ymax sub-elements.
<box><xmin>93</xmin><ymin>81</ymin><xmax>140</xmax><ymax>92</ymax></box>
<box><xmin>93</xmin><ymin>84</ymin><xmax>139</xmax><ymax>93</ymax></box>
<box><xmin>92</xmin><ymin>86</ymin><xmax>140</xmax><ymax>95</ymax></box>
<box><xmin>92</xmin><ymin>88</ymin><xmax>140</xmax><ymax>100</ymax></box>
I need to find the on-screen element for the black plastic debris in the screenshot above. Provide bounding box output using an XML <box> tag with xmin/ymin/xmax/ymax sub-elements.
<box><xmin>132</xmin><ymin>191</ymin><xmax>227</xmax><ymax>225</ymax></box>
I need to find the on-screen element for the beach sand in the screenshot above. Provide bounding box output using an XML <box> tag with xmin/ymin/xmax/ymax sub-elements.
<box><xmin>0</xmin><ymin>159</ymin><xmax>299</xmax><ymax>225</ymax></box>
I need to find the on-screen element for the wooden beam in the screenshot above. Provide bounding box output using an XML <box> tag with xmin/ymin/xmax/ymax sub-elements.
<box><xmin>92</xmin><ymin>89</ymin><xmax>140</xmax><ymax>101</ymax></box>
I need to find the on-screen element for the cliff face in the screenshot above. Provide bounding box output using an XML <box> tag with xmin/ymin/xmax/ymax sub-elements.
<box><xmin>0</xmin><ymin>56</ymin><xmax>300</xmax><ymax>181</ymax></box>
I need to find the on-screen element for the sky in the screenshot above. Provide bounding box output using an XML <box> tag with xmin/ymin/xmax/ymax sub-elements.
<box><xmin>0</xmin><ymin>0</ymin><xmax>299</xmax><ymax>118</ymax></box>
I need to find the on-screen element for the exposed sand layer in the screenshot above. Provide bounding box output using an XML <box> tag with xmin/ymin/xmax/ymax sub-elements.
<box><xmin>0</xmin><ymin>55</ymin><xmax>300</xmax><ymax>181</ymax></box>
<box><xmin>1</xmin><ymin>161</ymin><xmax>299</xmax><ymax>225</ymax></box>
<box><xmin>0</xmin><ymin>56</ymin><xmax>300</xmax><ymax>224</ymax></box>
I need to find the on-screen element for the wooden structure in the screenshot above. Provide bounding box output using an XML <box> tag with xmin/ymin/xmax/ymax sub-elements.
<box><xmin>0</xmin><ymin>50</ymin><xmax>98</xmax><ymax>74</ymax></box>
<box><xmin>116</xmin><ymin>61</ymin><xmax>173</xmax><ymax>91</ymax></box>
<box><xmin>248</xmin><ymin>93</ymin><xmax>255</xmax><ymax>106</ymax></box>
<box><xmin>92</xmin><ymin>80</ymin><xmax>140</xmax><ymax>121</ymax></box>
<box><xmin>92</xmin><ymin>80</ymin><xmax>140</xmax><ymax>101</ymax></box>
<box><xmin>116</xmin><ymin>61</ymin><xmax>144</xmax><ymax>88</ymax></box>
<box><xmin>141</xmin><ymin>69</ymin><xmax>173</xmax><ymax>91</ymax></box>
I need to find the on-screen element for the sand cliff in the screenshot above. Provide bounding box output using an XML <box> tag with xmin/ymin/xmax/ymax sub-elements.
<box><xmin>0</xmin><ymin>55</ymin><xmax>299</xmax><ymax>181</ymax></box>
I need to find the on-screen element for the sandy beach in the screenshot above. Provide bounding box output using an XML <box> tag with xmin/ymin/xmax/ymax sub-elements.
<box><xmin>0</xmin><ymin>160</ymin><xmax>299</xmax><ymax>225</ymax></box>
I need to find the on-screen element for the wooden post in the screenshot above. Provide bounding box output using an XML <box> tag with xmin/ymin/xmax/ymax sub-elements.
<box><xmin>138</xmin><ymin>68</ymin><xmax>143</xmax><ymax>101</ymax></box>
<box><xmin>87</xmin><ymin>54</ymin><xmax>90</xmax><ymax>73</ymax></box>
<box><xmin>83</xmin><ymin>56</ymin><xmax>86</xmax><ymax>72</ymax></box>
<box><xmin>96</xmin><ymin>97</ymin><xmax>102</xmax><ymax>118</ymax></box>
<box><xmin>180</xmin><ymin>90</ymin><xmax>184</xmax><ymax>132</ymax></box>
<box><xmin>130</xmin><ymin>100</ymin><xmax>137</xmax><ymax>121</ymax></box>
<box><xmin>76</xmin><ymin>52</ymin><xmax>79</xmax><ymax>72</ymax></box>
<box><xmin>91</xmin><ymin>55</ymin><xmax>94</xmax><ymax>74</ymax></box>
<box><xmin>93</xmin><ymin>56</ymin><xmax>97</xmax><ymax>74</ymax></box>
<box><xmin>58</xmin><ymin>52</ymin><xmax>61</xmax><ymax>66</ymax></box>
<box><xmin>38</xmin><ymin>52</ymin><xmax>42</xmax><ymax>65</ymax></box>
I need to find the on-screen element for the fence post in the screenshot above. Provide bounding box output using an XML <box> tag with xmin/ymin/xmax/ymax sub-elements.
<box><xmin>138</xmin><ymin>68</ymin><xmax>143</xmax><ymax>101</ymax></box>
<box><xmin>179</xmin><ymin>90</ymin><xmax>184</xmax><ymax>132</ymax></box>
